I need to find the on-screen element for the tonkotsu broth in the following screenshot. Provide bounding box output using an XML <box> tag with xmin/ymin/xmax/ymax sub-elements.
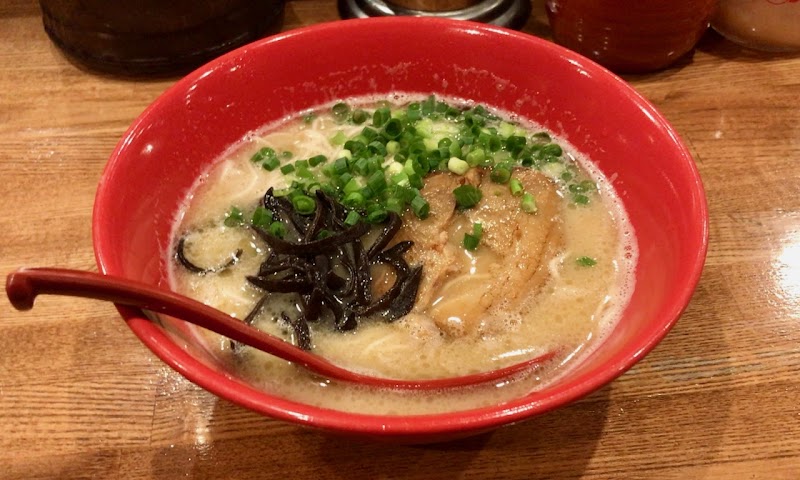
<box><xmin>168</xmin><ymin>96</ymin><xmax>637</xmax><ymax>415</ymax></box>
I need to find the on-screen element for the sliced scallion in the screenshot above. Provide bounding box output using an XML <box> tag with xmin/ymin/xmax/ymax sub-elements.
<box><xmin>292</xmin><ymin>195</ymin><xmax>316</xmax><ymax>215</ymax></box>
<box><xmin>453</xmin><ymin>184</ymin><xmax>482</xmax><ymax>209</ymax></box>
<box><xmin>224</xmin><ymin>206</ymin><xmax>244</xmax><ymax>227</ymax></box>
<box><xmin>463</xmin><ymin>222</ymin><xmax>483</xmax><ymax>251</ymax></box>
<box><xmin>269</xmin><ymin>220</ymin><xmax>287</xmax><ymax>238</ymax></box>
<box><xmin>344</xmin><ymin>210</ymin><xmax>362</xmax><ymax>226</ymax></box>
<box><xmin>411</xmin><ymin>195</ymin><xmax>430</xmax><ymax>219</ymax></box>
<box><xmin>521</xmin><ymin>193</ymin><xmax>537</xmax><ymax>213</ymax></box>
<box><xmin>448</xmin><ymin>157</ymin><xmax>470</xmax><ymax>175</ymax></box>
<box><xmin>490</xmin><ymin>164</ymin><xmax>511</xmax><ymax>184</ymax></box>
<box><xmin>251</xmin><ymin>206</ymin><xmax>273</xmax><ymax>228</ymax></box>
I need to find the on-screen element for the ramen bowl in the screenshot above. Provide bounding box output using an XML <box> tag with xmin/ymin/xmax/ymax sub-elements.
<box><xmin>94</xmin><ymin>17</ymin><xmax>708</xmax><ymax>443</ymax></box>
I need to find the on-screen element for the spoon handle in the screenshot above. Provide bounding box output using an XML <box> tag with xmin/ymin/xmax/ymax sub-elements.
<box><xmin>5</xmin><ymin>267</ymin><xmax>335</xmax><ymax>371</ymax></box>
<box><xmin>6</xmin><ymin>267</ymin><xmax>555</xmax><ymax>389</ymax></box>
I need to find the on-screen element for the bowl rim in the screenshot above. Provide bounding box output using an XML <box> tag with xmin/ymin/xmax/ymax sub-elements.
<box><xmin>93</xmin><ymin>16</ymin><xmax>709</xmax><ymax>438</ymax></box>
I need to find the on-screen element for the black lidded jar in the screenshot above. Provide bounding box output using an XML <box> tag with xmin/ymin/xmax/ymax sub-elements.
<box><xmin>40</xmin><ymin>0</ymin><xmax>286</xmax><ymax>76</ymax></box>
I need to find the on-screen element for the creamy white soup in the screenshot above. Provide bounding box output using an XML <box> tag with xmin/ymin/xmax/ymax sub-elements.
<box><xmin>168</xmin><ymin>95</ymin><xmax>637</xmax><ymax>415</ymax></box>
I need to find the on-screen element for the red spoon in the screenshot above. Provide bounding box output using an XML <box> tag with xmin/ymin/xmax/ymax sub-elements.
<box><xmin>6</xmin><ymin>267</ymin><xmax>555</xmax><ymax>389</ymax></box>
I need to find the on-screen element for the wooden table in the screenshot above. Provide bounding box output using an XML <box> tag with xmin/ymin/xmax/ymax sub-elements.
<box><xmin>2</xmin><ymin>1</ymin><xmax>799</xmax><ymax>478</ymax></box>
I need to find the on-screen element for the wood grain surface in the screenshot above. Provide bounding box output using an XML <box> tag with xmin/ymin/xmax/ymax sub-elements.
<box><xmin>2</xmin><ymin>1</ymin><xmax>799</xmax><ymax>478</ymax></box>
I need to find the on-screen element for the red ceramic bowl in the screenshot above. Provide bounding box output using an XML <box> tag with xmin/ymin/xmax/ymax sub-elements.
<box><xmin>93</xmin><ymin>17</ymin><xmax>708</xmax><ymax>443</ymax></box>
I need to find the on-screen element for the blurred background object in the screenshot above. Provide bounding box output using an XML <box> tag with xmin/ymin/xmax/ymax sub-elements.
<box><xmin>39</xmin><ymin>0</ymin><xmax>286</xmax><ymax>76</ymax></box>
<box><xmin>712</xmin><ymin>0</ymin><xmax>800</xmax><ymax>52</ymax></box>
<box><xmin>545</xmin><ymin>0</ymin><xmax>718</xmax><ymax>73</ymax></box>
<box><xmin>338</xmin><ymin>0</ymin><xmax>530</xmax><ymax>30</ymax></box>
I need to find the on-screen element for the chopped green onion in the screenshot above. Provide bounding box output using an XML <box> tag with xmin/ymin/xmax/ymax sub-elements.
<box><xmin>367</xmin><ymin>170</ymin><xmax>387</xmax><ymax>193</ymax></box>
<box><xmin>463</xmin><ymin>234</ymin><xmax>480</xmax><ymax>251</ymax></box>
<box><xmin>251</xmin><ymin>147</ymin><xmax>280</xmax><ymax>171</ymax></box>
<box><xmin>251</xmin><ymin>206</ymin><xmax>273</xmax><ymax>228</ymax></box>
<box><xmin>498</xmin><ymin>122</ymin><xmax>516</xmax><ymax>138</ymax></box>
<box><xmin>453</xmin><ymin>184</ymin><xmax>482</xmax><ymax>209</ymax></box>
<box><xmin>330</xmin><ymin>131</ymin><xmax>347</xmax><ymax>146</ymax></box>
<box><xmin>338</xmin><ymin>172</ymin><xmax>354</xmax><ymax>188</ymax></box>
<box><xmin>342</xmin><ymin>192</ymin><xmax>365</xmax><ymax>209</ymax></box>
<box><xmin>448</xmin><ymin>157</ymin><xmax>470</xmax><ymax>175</ymax></box>
<box><xmin>580</xmin><ymin>180</ymin><xmax>596</xmax><ymax>192</ymax></box>
<box><xmin>333</xmin><ymin>157</ymin><xmax>349</xmax><ymax>175</ymax></box>
<box><xmin>343</xmin><ymin>177</ymin><xmax>362</xmax><ymax>194</ymax></box>
<box><xmin>505</xmin><ymin>135</ymin><xmax>527</xmax><ymax>156</ymax></box>
<box><xmin>353</xmin><ymin>157</ymin><xmax>369</xmax><ymax>176</ymax></box>
<box><xmin>382</xmin><ymin>118</ymin><xmax>403</xmax><ymax>139</ymax></box>
<box><xmin>361</xmin><ymin>126</ymin><xmax>378</xmax><ymax>141</ymax></box>
<box><xmin>462</xmin><ymin>222</ymin><xmax>483</xmax><ymax>251</ymax></box>
<box><xmin>573</xmin><ymin>193</ymin><xmax>590</xmax><ymax>205</ymax></box>
<box><xmin>351</xmin><ymin>109</ymin><xmax>369</xmax><ymax>125</ymax></box>
<box><xmin>295</xmin><ymin>166</ymin><xmax>314</xmax><ymax>179</ymax></box>
<box><xmin>509</xmin><ymin>178</ymin><xmax>524</xmax><ymax>196</ymax></box>
<box><xmin>487</xmin><ymin>135</ymin><xmax>502</xmax><ymax>152</ymax></box>
<box><xmin>542</xmin><ymin>143</ymin><xmax>563</xmax><ymax>157</ymax></box>
<box><xmin>385</xmin><ymin>197</ymin><xmax>404</xmax><ymax>213</ymax></box>
<box><xmin>367</xmin><ymin>141</ymin><xmax>387</xmax><ymax>156</ymax></box>
<box><xmin>223</xmin><ymin>206</ymin><xmax>244</xmax><ymax>227</ymax></box>
<box><xmin>269</xmin><ymin>220</ymin><xmax>287</xmax><ymax>238</ymax></box>
<box><xmin>390</xmin><ymin>185</ymin><xmax>417</xmax><ymax>203</ymax></box>
<box><xmin>408</xmin><ymin>173</ymin><xmax>423</xmax><ymax>189</ymax></box>
<box><xmin>292</xmin><ymin>195</ymin><xmax>316</xmax><ymax>215</ymax></box>
<box><xmin>521</xmin><ymin>193</ymin><xmax>537</xmax><ymax>213</ymax></box>
<box><xmin>415</xmin><ymin>118</ymin><xmax>434</xmax><ymax>138</ymax></box>
<box><xmin>411</xmin><ymin>195</ymin><xmax>430</xmax><ymax>219</ymax></box>
<box><xmin>272</xmin><ymin>187</ymin><xmax>293</xmax><ymax>197</ymax></box>
<box><xmin>448</xmin><ymin>141</ymin><xmax>462</xmax><ymax>159</ymax></box>
<box><xmin>519</xmin><ymin>155</ymin><xmax>535</xmax><ymax>168</ymax></box>
<box><xmin>332</xmin><ymin>102</ymin><xmax>350</xmax><ymax>122</ymax></box>
<box><xmin>385</xmin><ymin>161</ymin><xmax>403</xmax><ymax>176</ymax></box>
<box><xmin>309</xmin><ymin>154</ymin><xmax>327</xmax><ymax>167</ymax></box>
<box><xmin>344</xmin><ymin>140</ymin><xmax>365</xmax><ymax>157</ymax></box>
<box><xmin>344</xmin><ymin>210</ymin><xmax>362</xmax><ymax>226</ymax></box>
<box><xmin>391</xmin><ymin>171</ymin><xmax>410</xmax><ymax>186</ymax></box>
<box><xmin>407</xmin><ymin>102</ymin><xmax>421</xmax><ymax>121</ymax></box>
<box><xmin>533</xmin><ymin>132</ymin><xmax>551</xmax><ymax>142</ymax></box>
<box><xmin>464</xmin><ymin>112</ymin><xmax>485</xmax><ymax>128</ymax></box>
<box><xmin>360</xmin><ymin>185</ymin><xmax>375</xmax><ymax>200</ymax></box>
<box><xmin>465</xmin><ymin>148</ymin><xmax>485</xmax><ymax>167</ymax></box>
<box><xmin>421</xmin><ymin>95</ymin><xmax>436</xmax><ymax>116</ymax></box>
<box><xmin>319</xmin><ymin>183</ymin><xmax>337</xmax><ymax>196</ymax></box>
<box><xmin>576</xmin><ymin>256</ymin><xmax>597</xmax><ymax>267</ymax></box>
<box><xmin>280</xmin><ymin>163</ymin><xmax>295</xmax><ymax>175</ymax></box>
<box><xmin>490</xmin><ymin>164</ymin><xmax>511</xmax><ymax>184</ymax></box>
<box><xmin>367</xmin><ymin>207</ymin><xmax>388</xmax><ymax>224</ymax></box>
<box><xmin>373</xmin><ymin>107</ymin><xmax>391</xmax><ymax>127</ymax></box>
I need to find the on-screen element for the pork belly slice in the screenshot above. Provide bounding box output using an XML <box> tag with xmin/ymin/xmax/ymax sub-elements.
<box><xmin>372</xmin><ymin>173</ymin><xmax>467</xmax><ymax>308</ymax></box>
<box><xmin>393</xmin><ymin>168</ymin><xmax>563</xmax><ymax>338</ymax></box>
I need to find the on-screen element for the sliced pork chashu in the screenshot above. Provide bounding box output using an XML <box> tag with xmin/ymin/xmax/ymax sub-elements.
<box><xmin>370</xmin><ymin>173</ymin><xmax>467</xmax><ymax>306</ymax></box>
<box><xmin>391</xmin><ymin>168</ymin><xmax>563</xmax><ymax>338</ymax></box>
